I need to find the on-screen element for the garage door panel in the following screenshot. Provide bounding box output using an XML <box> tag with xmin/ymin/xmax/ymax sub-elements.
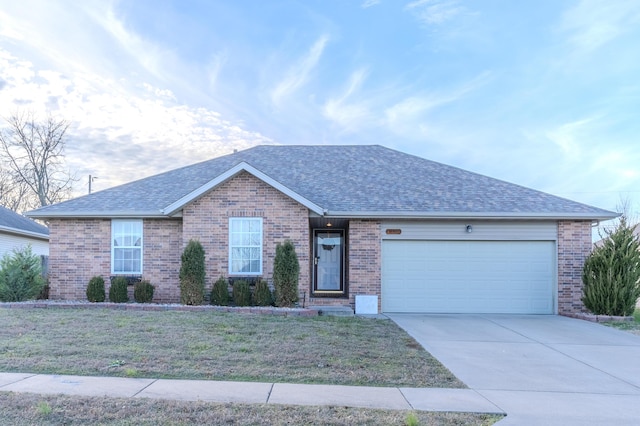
<box><xmin>382</xmin><ymin>240</ymin><xmax>555</xmax><ymax>314</ymax></box>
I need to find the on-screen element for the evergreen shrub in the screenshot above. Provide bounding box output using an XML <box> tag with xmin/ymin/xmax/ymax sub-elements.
<box><xmin>109</xmin><ymin>276</ymin><xmax>129</xmax><ymax>303</ymax></box>
<box><xmin>252</xmin><ymin>278</ymin><xmax>273</xmax><ymax>306</ymax></box>
<box><xmin>86</xmin><ymin>276</ymin><xmax>106</xmax><ymax>302</ymax></box>
<box><xmin>273</xmin><ymin>240</ymin><xmax>299</xmax><ymax>307</ymax></box>
<box><xmin>180</xmin><ymin>239</ymin><xmax>206</xmax><ymax>305</ymax></box>
<box><xmin>233</xmin><ymin>279</ymin><xmax>251</xmax><ymax>306</ymax></box>
<box><xmin>582</xmin><ymin>215</ymin><xmax>640</xmax><ymax>316</ymax></box>
<box><xmin>0</xmin><ymin>246</ymin><xmax>45</xmax><ymax>302</ymax></box>
<box><xmin>134</xmin><ymin>280</ymin><xmax>155</xmax><ymax>303</ymax></box>
<box><xmin>210</xmin><ymin>276</ymin><xmax>229</xmax><ymax>306</ymax></box>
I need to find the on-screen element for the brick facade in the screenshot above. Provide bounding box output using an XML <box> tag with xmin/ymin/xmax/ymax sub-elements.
<box><xmin>141</xmin><ymin>219</ymin><xmax>182</xmax><ymax>302</ymax></box>
<box><xmin>182</xmin><ymin>172</ymin><xmax>310</xmax><ymax>295</ymax></box>
<box><xmin>557</xmin><ymin>220</ymin><xmax>593</xmax><ymax>314</ymax></box>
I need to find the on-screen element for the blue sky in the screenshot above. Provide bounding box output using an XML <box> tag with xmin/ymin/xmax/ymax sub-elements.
<box><xmin>0</xmin><ymin>0</ymin><xmax>638</xmax><ymax>221</ymax></box>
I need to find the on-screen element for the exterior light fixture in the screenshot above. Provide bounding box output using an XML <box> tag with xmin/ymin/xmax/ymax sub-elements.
<box><xmin>326</xmin><ymin>222</ymin><xmax>333</xmax><ymax>227</ymax></box>
<box><xmin>466</xmin><ymin>224</ymin><xmax>473</xmax><ymax>233</ymax></box>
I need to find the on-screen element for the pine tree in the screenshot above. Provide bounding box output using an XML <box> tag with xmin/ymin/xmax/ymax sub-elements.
<box><xmin>273</xmin><ymin>240</ymin><xmax>299</xmax><ymax>307</ymax></box>
<box><xmin>582</xmin><ymin>216</ymin><xmax>640</xmax><ymax>316</ymax></box>
<box><xmin>180</xmin><ymin>239</ymin><xmax>206</xmax><ymax>305</ymax></box>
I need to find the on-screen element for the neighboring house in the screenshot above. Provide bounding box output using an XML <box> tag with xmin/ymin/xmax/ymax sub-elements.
<box><xmin>0</xmin><ymin>205</ymin><xmax>49</xmax><ymax>260</ymax></box>
<box><xmin>27</xmin><ymin>145</ymin><xmax>617</xmax><ymax>315</ymax></box>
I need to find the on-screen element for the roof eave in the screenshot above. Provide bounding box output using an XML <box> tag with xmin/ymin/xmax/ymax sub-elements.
<box><xmin>162</xmin><ymin>162</ymin><xmax>325</xmax><ymax>216</ymax></box>
<box><xmin>25</xmin><ymin>211</ymin><xmax>168</xmax><ymax>220</ymax></box>
<box><xmin>0</xmin><ymin>225</ymin><xmax>49</xmax><ymax>240</ymax></box>
<box><xmin>324</xmin><ymin>211</ymin><xmax>620</xmax><ymax>221</ymax></box>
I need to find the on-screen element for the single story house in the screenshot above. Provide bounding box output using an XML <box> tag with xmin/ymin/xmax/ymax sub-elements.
<box><xmin>27</xmin><ymin>145</ymin><xmax>617</xmax><ymax>314</ymax></box>
<box><xmin>0</xmin><ymin>205</ymin><xmax>49</xmax><ymax>260</ymax></box>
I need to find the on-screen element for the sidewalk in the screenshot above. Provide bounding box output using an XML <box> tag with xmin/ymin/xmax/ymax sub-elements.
<box><xmin>0</xmin><ymin>372</ymin><xmax>503</xmax><ymax>414</ymax></box>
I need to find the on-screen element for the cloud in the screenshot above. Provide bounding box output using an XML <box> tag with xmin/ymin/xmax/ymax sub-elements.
<box><xmin>404</xmin><ymin>0</ymin><xmax>466</xmax><ymax>25</ymax></box>
<box><xmin>559</xmin><ymin>0</ymin><xmax>640</xmax><ymax>52</ymax></box>
<box><xmin>361</xmin><ymin>0</ymin><xmax>381</xmax><ymax>8</ymax></box>
<box><xmin>322</xmin><ymin>68</ymin><xmax>372</xmax><ymax>132</ymax></box>
<box><xmin>270</xmin><ymin>34</ymin><xmax>329</xmax><ymax>107</ymax></box>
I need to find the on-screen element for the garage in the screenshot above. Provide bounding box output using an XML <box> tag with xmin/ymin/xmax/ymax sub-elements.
<box><xmin>381</xmin><ymin>222</ymin><xmax>557</xmax><ymax>314</ymax></box>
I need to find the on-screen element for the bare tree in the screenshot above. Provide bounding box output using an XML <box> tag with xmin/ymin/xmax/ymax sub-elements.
<box><xmin>0</xmin><ymin>166</ymin><xmax>31</xmax><ymax>212</ymax></box>
<box><xmin>0</xmin><ymin>111</ymin><xmax>76</xmax><ymax>210</ymax></box>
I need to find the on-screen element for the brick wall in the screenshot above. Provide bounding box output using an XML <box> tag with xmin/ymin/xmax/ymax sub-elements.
<box><xmin>307</xmin><ymin>220</ymin><xmax>382</xmax><ymax>311</ymax></box>
<box><xmin>557</xmin><ymin>220</ymin><xmax>593</xmax><ymax>314</ymax></box>
<box><xmin>48</xmin><ymin>219</ymin><xmax>111</xmax><ymax>300</ymax></box>
<box><xmin>182</xmin><ymin>172</ymin><xmax>310</xmax><ymax>295</ymax></box>
<box><xmin>142</xmin><ymin>219</ymin><xmax>182</xmax><ymax>302</ymax></box>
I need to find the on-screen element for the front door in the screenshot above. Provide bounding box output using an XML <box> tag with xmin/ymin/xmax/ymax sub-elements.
<box><xmin>313</xmin><ymin>230</ymin><xmax>345</xmax><ymax>295</ymax></box>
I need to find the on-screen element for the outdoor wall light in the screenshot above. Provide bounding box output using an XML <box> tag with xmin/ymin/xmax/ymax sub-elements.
<box><xmin>465</xmin><ymin>224</ymin><xmax>473</xmax><ymax>233</ymax></box>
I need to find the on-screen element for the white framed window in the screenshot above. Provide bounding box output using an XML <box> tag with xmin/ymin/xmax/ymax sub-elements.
<box><xmin>111</xmin><ymin>219</ymin><xmax>143</xmax><ymax>274</ymax></box>
<box><xmin>229</xmin><ymin>217</ymin><xmax>262</xmax><ymax>275</ymax></box>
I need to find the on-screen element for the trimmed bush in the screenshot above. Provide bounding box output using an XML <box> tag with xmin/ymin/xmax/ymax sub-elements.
<box><xmin>86</xmin><ymin>276</ymin><xmax>106</xmax><ymax>302</ymax></box>
<box><xmin>210</xmin><ymin>276</ymin><xmax>230</xmax><ymax>306</ymax></box>
<box><xmin>180</xmin><ymin>239</ymin><xmax>206</xmax><ymax>305</ymax></box>
<box><xmin>0</xmin><ymin>245</ymin><xmax>45</xmax><ymax>302</ymax></box>
<box><xmin>134</xmin><ymin>280</ymin><xmax>155</xmax><ymax>303</ymax></box>
<box><xmin>233</xmin><ymin>279</ymin><xmax>251</xmax><ymax>306</ymax></box>
<box><xmin>252</xmin><ymin>278</ymin><xmax>273</xmax><ymax>306</ymax></box>
<box><xmin>109</xmin><ymin>276</ymin><xmax>129</xmax><ymax>303</ymax></box>
<box><xmin>273</xmin><ymin>240</ymin><xmax>299</xmax><ymax>307</ymax></box>
<box><xmin>582</xmin><ymin>215</ymin><xmax>640</xmax><ymax>316</ymax></box>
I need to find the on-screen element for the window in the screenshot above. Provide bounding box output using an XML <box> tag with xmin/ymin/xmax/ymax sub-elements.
<box><xmin>112</xmin><ymin>220</ymin><xmax>143</xmax><ymax>274</ymax></box>
<box><xmin>229</xmin><ymin>217</ymin><xmax>262</xmax><ymax>275</ymax></box>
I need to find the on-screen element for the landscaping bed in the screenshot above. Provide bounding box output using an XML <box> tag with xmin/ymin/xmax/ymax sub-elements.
<box><xmin>0</xmin><ymin>305</ymin><xmax>463</xmax><ymax>388</ymax></box>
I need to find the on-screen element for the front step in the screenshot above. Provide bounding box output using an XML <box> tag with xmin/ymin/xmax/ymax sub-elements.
<box><xmin>311</xmin><ymin>306</ymin><xmax>354</xmax><ymax>317</ymax></box>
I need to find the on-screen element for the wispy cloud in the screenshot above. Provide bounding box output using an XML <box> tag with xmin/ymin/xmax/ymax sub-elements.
<box><xmin>559</xmin><ymin>0</ymin><xmax>640</xmax><ymax>52</ymax></box>
<box><xmin>404</xmin><ymin>0</ymin><xmax>466</xmax><ymax>25</ymax></box>
<box><xmin>270</xmin><ymin>34</ymin><xmax>329</xmax><ymax>107</ymax></box>
<box><xmin>322</xmin><ymin>68</ymin><xmax>372</xmax><ymax>132</ymax></box>
<box><xmin>361</xmin><ymin>0</ymin><xmax>381</xmax><ymax>9</ymax></box>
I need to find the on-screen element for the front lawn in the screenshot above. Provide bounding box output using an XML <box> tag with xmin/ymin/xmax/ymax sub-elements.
<box><xmin>603</xmin><ymin>309</ymin><xmax>640</xmax><ymax>336</ymax></box>
<box><xmin>0</xmin><ymin>307</ymin><xmax>463</xmax><ymax>388</ymax></box>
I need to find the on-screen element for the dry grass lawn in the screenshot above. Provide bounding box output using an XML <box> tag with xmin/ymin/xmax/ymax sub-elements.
<box><xmin>0</xmin><ymin>307</ymin><xmax>463</xmax><ymax>388</ymax></box>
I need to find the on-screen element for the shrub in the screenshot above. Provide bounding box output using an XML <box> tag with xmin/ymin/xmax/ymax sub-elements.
<box><xmin>233</xmin><ymin>279</ymin><xmax>251</xmax><ymax>306</ymax></box>
<box><xmin>273</xmin><ymin>240</ymin><xmax>299</xmax><ymax>307</ymax></box>
<box><xmin>210</xmin><ymin>276</ymin><xmax>230</xmax><ymax>306</ymax></box>
<box><xmin>252</xmin><ymin>278</ymin><xmax>273</xmax><ymax>306</ymax></box>
<box><xmin>582</xmin><ymin>215</ymin><xmax>640</xmax><ymax>316</ymax></box>
<box><xmin>109</xmin><ymin>276</ymin><xmax>129</xmax><ymax>303</ymax></box>
<box><xmin>0</xmin><ymin>245</ymin><xmax>45</xmax><ymax>302</ymax></box>
<box><xmin>86</xmin><ymin>276</ymin><xmax>106</xmax><ymax>302</ymax></box>
<box><xmin>180</xmin><ymin>239</ymin><xmax>206</xmax><ymax>305</ymax></box>
<box><xmin>134</xmin><ymin>280</ymin><xmax>155</xmax><ymax>303</ymax></box>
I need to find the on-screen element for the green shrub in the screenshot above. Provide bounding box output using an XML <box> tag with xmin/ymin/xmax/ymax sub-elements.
<box><xmin>210</xmin><ymin>276</ymin><xmax>230</xmax><ymax>306</ymax></box>
<box><xmin>252</xmin><ymin>278</ymin><xmax>273</xmax><ymax>306</ymax></box>
<box><xmin>0</xmin><ymin>245</ymin><xmax>45</xmax><ymax>302</ymax></box>
<box><xmin>273</xmin><ymin>240</ymin><xmax>299</xmax><ymax>307</ymax></box>
<box><xmin>86</xmin><ymin>276</ymin><xmax>106</xmax><ymax>302</ymax></box>
<box><xmin>180</xmin><ymin>239</ymin><xmax>206</xmax><ymax>305</ymax></box>
<box><xmin>109</xmin><ymin>276</ymin><xmax>129</xmax><ymax>303</ymax></box>
<box><xmin>582</xmin><ymin>215</ymin><xmax>640</xmax><ymax>316</ymax></box>
<box><xmin>233</xmin><ymin>279</ymin><xmax>251</xmax><ymax>306</ymax></box>
<box><xmin>134</xmin><ymin>280</ymin><xmax>155</xmax><ymax>303</ymax></box>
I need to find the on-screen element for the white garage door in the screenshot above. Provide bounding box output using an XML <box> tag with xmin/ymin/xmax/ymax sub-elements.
<box><xmin>382</xmin><ymin>240</ymin><xmax>555</xmax><ymax>314</ymax></box>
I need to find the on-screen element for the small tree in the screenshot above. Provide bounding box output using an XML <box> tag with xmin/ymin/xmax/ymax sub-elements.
<box><xmin>582</xmin><ymin>215</ymin><xmax>640</xmax><ymax>316</ymax></box>
<box><xmin>253</xmin><ymin>278</ymin><xmax>273</xmax><ymax>306</ymax></box>
<box><xmin>0</xmin><ymin>245</ymin><xmax>45</xmax><ymax>302</ymax></box>
<box><xmin>86</xmin><ymin>276</ymin><xmax>106</xmax><ymax>302</ymax></box>
<box><xmin>273</xmin><ymin>240</ymin><xmax>299</xmax><ymax>307</ymax></box>
<box><xmin>180</xmin><ymin>239</ymin><xmax>206</xmax><ymax>305</ymax></box>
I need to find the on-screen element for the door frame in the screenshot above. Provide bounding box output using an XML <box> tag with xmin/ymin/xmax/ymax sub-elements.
<box><xmin>312</xmin><ymin>228</ymin><xmax>347</xmax><ymax>297</ymax></box>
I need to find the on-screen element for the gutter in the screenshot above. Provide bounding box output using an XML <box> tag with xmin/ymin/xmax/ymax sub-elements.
<box><xmin>0</xmin><ymin>225</ymin><xmax>49</xmax><ymax>241</ymax></box>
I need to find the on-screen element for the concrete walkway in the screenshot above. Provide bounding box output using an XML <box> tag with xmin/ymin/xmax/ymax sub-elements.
<box><xmin>0</xmin><ymin>371</ymin><xmax>502</xmax><ymax>414</ymax></box>
<box><xmin>388</xmin><ymin>314</ymin><xmax>640</xmax><ymax>426</ymax></box>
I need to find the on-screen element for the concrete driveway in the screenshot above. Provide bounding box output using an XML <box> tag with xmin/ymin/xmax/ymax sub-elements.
<box><xmin>388</xmin><ymin>314</ymin><xmax>640</xmax><ymax>425</ymax></box>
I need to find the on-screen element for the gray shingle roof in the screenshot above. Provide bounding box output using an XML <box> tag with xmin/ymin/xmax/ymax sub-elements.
<box><xmin>27</xmin><ymin>145</ymin><xmax>617</xmax><ymax>220</ymax></box>
<box><xmin>0</xmin><ymin>205</ymin><xmax>49</xmax><ymax>238</ymax></box>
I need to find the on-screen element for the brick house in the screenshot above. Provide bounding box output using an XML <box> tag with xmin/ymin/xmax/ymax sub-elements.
<box><xmin>27</xmin><ymin>145</ymin><xmax>617</xmax><ymax>314</ymax></box>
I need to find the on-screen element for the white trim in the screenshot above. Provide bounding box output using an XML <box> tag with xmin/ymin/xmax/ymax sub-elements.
<box><xmin>0</xmin><ymin>225</ymin><xmax>49</xmax><ymax>241</ymax></box>
<box><xmin>228</xmin><ymin>217</ymin><xmax>263</xmax><ymax>276</ymax></box>
<box><xmin>111</xmin><ymin>219</ymin><xmax>143</xmax><ymax>275</ymax></box>
<box><xmin>162</xmin><ymin>162</ymin><xmax>325</xmax><ymax>216</ymax></box>
<box><xmin>325</xmin><ymin>211</ymin><xmax>619</xmax><ymax>221</ymax></box>
<box><xmin>26</xmin><ymin>211</ymin><xmax>166</xmax><ymax>219</ymax></box>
